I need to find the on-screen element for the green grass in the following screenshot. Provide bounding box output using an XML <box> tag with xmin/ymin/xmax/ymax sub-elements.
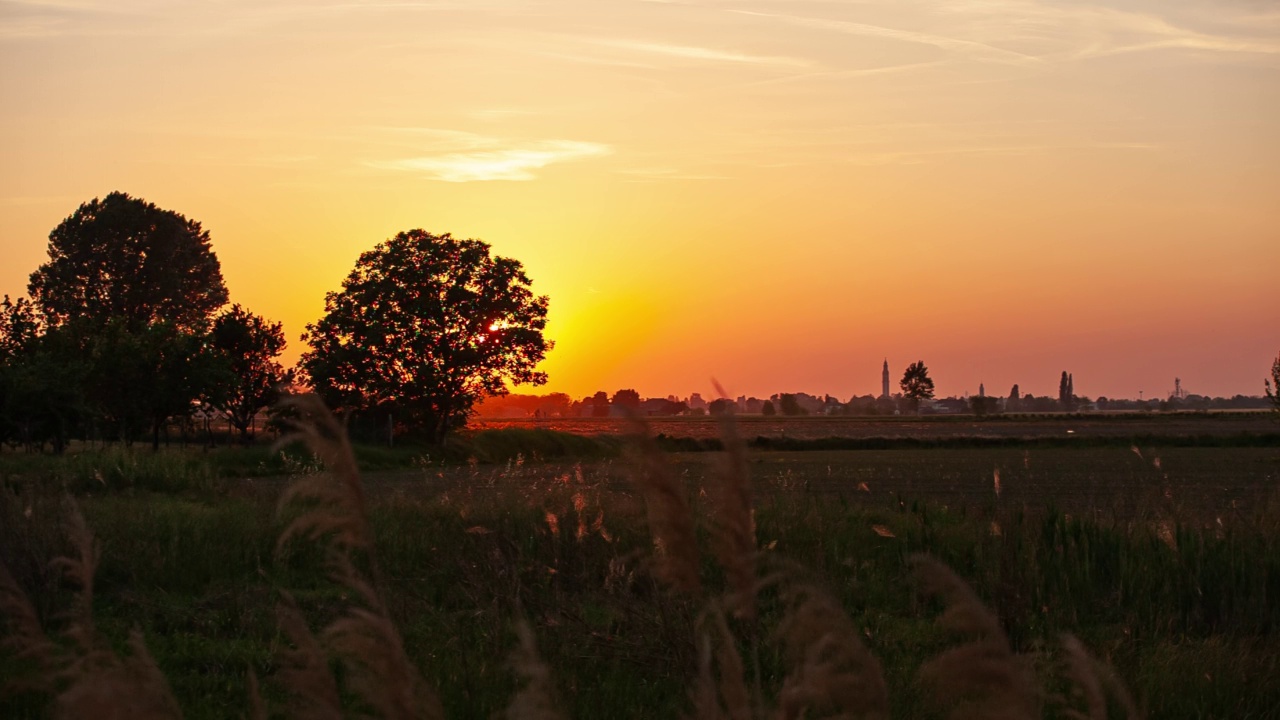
<box><xmin>3</xmin><ymin>442</ymin><xmax>1278</xmax><ymax>719</ymax></box>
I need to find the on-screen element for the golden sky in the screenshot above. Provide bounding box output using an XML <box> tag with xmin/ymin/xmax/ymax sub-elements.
<box><xmin>2</xmin><ymin>0</ymin><xmax>1277</xmax><ymax>400</ymax></box>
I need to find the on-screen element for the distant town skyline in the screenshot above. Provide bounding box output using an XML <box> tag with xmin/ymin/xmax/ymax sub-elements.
<box><xmin>572</xmin><ymin>358</ymin><xmax>1272</xmax><ymax>408</ymax></box>
<box><xmin>2</xmin><ymin>0</ymin><xmax>1276</xmax><ymax>400</ymax></box>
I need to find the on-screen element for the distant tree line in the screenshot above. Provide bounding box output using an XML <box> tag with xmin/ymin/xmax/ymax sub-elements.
<box><xmin>474</xmin><ymin>360</ymin><xmax>1274</xmax><ymax>421</ymax></box>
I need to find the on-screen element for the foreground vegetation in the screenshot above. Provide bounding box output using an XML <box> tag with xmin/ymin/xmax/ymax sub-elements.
<box><xmin>2</xmin><ymin>411</ymin><xmax>1278</xmax><ymax>719</ymax></box>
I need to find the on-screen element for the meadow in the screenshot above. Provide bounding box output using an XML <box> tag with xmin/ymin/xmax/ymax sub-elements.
<box><xmin>1</xmin><ymin>412</ymin><xmax>1278</xmax><ymax>719</ymax></box>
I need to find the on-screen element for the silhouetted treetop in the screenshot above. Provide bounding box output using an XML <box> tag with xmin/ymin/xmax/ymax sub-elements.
<box><xmin>300</xmin><ymin>230</ymin><xmax>551</xmax><ymax>443</ymax></box>
<box><xmin>28</xmin><ymin>192</ymin><xmax>228</xmax><ymax>331</ymax></box>
<box><xmin>611</xmin><ymin>389</ymin><xmax>641</xmax><ymax>409</ymax></box>
<box><xmin>0</xmin><ymin>296</ymin><xmax>40</xmax><ymax>359</ymax></box>
<box><xmin>209</xmin><ymin>304</ymin><xmax>294</xmax><ymax>442</ymax></box>
<box><xmin>900</xmin><ymin>361</ymin><xmax>935</xmax><ymax>414</ymax></box>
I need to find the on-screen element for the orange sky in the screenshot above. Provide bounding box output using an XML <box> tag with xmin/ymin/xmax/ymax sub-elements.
<box><xmin>2</xmin><ymin>0</ymin><xmax>1277</xmax><ymax>400</ymax></box>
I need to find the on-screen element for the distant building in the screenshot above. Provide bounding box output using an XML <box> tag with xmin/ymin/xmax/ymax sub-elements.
<box><xmin>881</xmin><ymin>359</ymin><xmax>890</xmax><ymax>399</ymax></box>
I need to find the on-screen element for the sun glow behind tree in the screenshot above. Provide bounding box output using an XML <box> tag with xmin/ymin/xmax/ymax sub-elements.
<box><xmin>0</xmin><ymin>0</ymin><xmax>1276</xmax><ymax>399</ymax></box>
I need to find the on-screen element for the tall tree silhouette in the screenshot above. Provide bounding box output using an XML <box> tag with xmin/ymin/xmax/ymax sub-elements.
<box><xmin>1266</xmin><ymin>351</ymin><xmax>1280</xmax><ymax>413</ymax></box>
<box><xmin>29</xmin><ymin>192</ymin><xmax>227</xmax><ymax>332</ymax></box>
<box><xmin>301</xmin><ymin>230</ymin><xmax>551</xmax><ymax>443</ymax></box>
<box><xmin>900</xmin><ymin>360</ymin><xmax>935</xmax><ymax>414</ymax></box>
<box><xmin>25</xmin><ymin>194</ymin><xmax>230</xmax><ymax>447</ymax></box>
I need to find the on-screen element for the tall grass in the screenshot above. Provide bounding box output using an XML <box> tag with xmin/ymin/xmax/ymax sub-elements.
<box><xmin>4</xmin><ymin>396</ymin><xmax>1275</xmax><ymax>718</ymax></box>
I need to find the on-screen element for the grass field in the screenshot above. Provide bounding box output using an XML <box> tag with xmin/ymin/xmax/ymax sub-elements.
<box><xmin>2</xmin><ymin>415</ymin><xmax>1278</xmax><ymax>719</ymax></box>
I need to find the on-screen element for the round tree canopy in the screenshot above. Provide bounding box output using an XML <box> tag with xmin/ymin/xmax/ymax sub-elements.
<box><xmin>300</xmin><ymin>230</ymin><xmax>551</xmax><ymax>442</ymax></box>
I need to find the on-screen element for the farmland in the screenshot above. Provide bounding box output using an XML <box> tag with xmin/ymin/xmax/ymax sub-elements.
<box><xmin>472</xmin><ymin>410</ymin><xmax>1277</xmax><ymax>442</ymax></box>
<box><xmin>2</xmin><ymin>414</ymin><xmax>1278</xmax><ymax>719</ymax></box>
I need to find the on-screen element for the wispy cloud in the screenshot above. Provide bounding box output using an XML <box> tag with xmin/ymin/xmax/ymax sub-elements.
<box><xmin>733</xmin><ymin>9</ymin><xmax>1040</xmax><ymax>65</ymax></box>
<box><xmin>591</xmin><ymin>38</ymin><xmax>810</xmax><ymax>67</ymax></box>
<box><xmin>0</xmin><ymin>0</ymin><xmax>483</xmax><ymax>39</ymax></box>
<box><xmin>928</xmin><ymin>0</ymin><xmax>1280</xmax><ymax>60</ymax></box>
<box><xmin>368</xmin><ymin>132</ymin><xmax>611</xmax><ymax>181</ymax></box>
<box><xmin>737</xmin><ymin>59</ymin><xmax>946</xmax><ymax>89</ymax></box>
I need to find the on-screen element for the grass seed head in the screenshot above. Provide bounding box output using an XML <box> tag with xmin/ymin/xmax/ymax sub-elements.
<box><xmin>775</xmin><ymin>581</ymin><xmax>889</xmax><ymax>720</ymax></box>
<box><xmin>625</xmin><ymin>424</ymin><xmax>701</xmax><ymax>594</ymax></box>
<box><xmin>504</xmin><ymin>619</ymin><xmax>567</xmax><ymax>720</ymax></box>
<box><xmin>912</xmin><ymin>555</ymin><xmax>1038</xmax><ymax>720</ymax></box>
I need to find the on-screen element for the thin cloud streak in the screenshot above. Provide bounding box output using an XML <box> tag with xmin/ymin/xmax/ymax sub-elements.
<box><xmin>929</xmin><ymin>0</ymin><xmax>1280</xmax><ymax>59</ymax></box>
<box><xmin>736</xmin><ymin>59</ymin><xmax>946</xmax><ymax>89</ymax></box>
<box><xmin>591</xmin><ymin>38</ymin><xmax>811</xmax><ymax>67</ymax></box>
<box><xmin>733</xmin><ymin>9</ymin><xmax>1041</xmax><ymax>65</ymax></box>
<box><xmin>368</xmin><ymin>139</ymin><xmax>612</xmax><ymax>182</ymax></box>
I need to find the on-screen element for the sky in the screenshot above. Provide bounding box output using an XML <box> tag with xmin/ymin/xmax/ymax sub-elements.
<box><xmin>1</xmin><ymin>0</ymin><xmax>1278</xmax><ymax>401</ymax></box>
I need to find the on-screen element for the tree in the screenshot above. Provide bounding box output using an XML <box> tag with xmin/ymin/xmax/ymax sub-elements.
<box><xmin>25</xmin><ymin>194</ymin><xmax>231</xmax><ymax>447</ymax></box>
<box><xmin>761</xmin><ymin>400</ymin><xmax>776</xmax><ymax>416</ymax></box>
<box><xmin>611</xmin><ymin>389</ymin><xmax>641</xmax><ymax>411</ymax></box>
<box><xmin>900</xmin><ymin>360</ymin><xmax>935</xmax><ymax>413</ymax></box>
<box><xmin>29</xmin><ymin>192</ymin><xmax>228</xmax><ymax>332</ymax></box>
<box><xmin>778</xmin><ymin>394</ymin><xmax>806</xmax><ymax>416</ymax></box>
<box><xmin>300</xmin><ymin>230</ymin><xmax>551</xmax><ymax>443</ymax></box>
<box><xmin>708</xmin><ymin>398</ymin><xmax>735</xmax><ymax>416</ymax></box>
<box><xmin>589</xmin><ymin>391</ymin><xmax>610</xmax><ymax>418</ymax></box>
<box><xmin>209</xmin><ymin>305</ymin><xmax>294</xmax><ymax>443</ymax></box>
<box><xmin>1058</xmin><ymin>371</ymin><xmax>1077</xmax><ymax>411</ymax></box>
<box><xmin>970</xmin><ymin>395</ymin><xmax>998</xmax><ymax>417</ymax></box>
<box><xmin>0</xmin><ymin>297</ymin><xmax>40</xmax><ymax>447</ymax></box>
<box><xmin>82</xmin><ymin>318</ymin><xmax>225</xmax><ymax>448</ymax></box>
<box><xmin>0</xmin><ymin>307</ymin><xmax>88</xmax><ymax>452</ymax></box>
<box><xmin>1266</xmin><ymin>351</ymin><xmax>1280</xmax><ymax>413</ymax></box>
<box><xmin>1007</xmin><ymin>383</ymin><xmax>1021</xmax><ymax>412</ymax></box>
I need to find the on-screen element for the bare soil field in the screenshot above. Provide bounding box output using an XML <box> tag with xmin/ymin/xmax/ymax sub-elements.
<box><xmin>472</xmin><ymin>411</ymin><xmax>1277</xmax><ymax>441</ymax></box>
<box><xmin>273</xmin><ymin>445</ymin><xmax>1278</xmax><ymax>527</ymax></box>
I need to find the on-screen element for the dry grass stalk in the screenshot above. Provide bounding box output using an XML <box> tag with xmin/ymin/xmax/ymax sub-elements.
<box><xmin>322</xmin><ymin>553</ymin><xmax>442</xmax><ymax>720</ymax></box>
<box><xmin>0</xmin><ymin>559</ymin><xmax>60</xmax><ymax>693</ymax></box>
<box><xmin>710</xmin><ymin>406</ymin><xmax>757</xmax><ymax>620</ymax></box>
<box><xmin>275</xmin><ymin>596</ymin><xmax>344</xmax><ymax>720</ymax></box>
<box><xmin>688</xmin><ymin>607</ymin><xmax>753</xmax><ymax>720</ymax></box>
<box><xmin>1060</xmin><ymin>634</ymin><xmax>1143</xmax><ymax>720</ymax></box>
<box><xmin>504</xmin><ymin>618</ymin><xmax>567</xmax><ymax>720</ymax></box>
<box><xmin>1</xmin><ymin>499</ymin><xmax>182</xmax><ymax>719</ymax></box>
<box><xmin>911</xmin><ymin>555</ymin><xmax>1038</xmax><ymax>720</ymax></box>
<box><xmin>53</xmin><ymin>630</ymin><xmax>184</xmax><ymax>720</ymax></box>
<box><xmin>274</xmin><ymin>395</ymin><xmax>443</xmax><ymax>720</ymax></box>
<box><xmin>624</xmin><ymin>422</ymin><xmax>701</xmax><ymax>594</ymax></box>
<box><xmin>774</xmin><ymin>582</ymin><xmax>889</xmax><ymax>720</ymax></box>
<box><xmin>245</xmin><ymin>669</ymin><xmax>267</xmax><ymax>720</ymax></box>
<box><xmin>49</xmin><ymin>499</ymin><xmax>100</xmax><ymax>655</ymax></box>
<box><xmin>690</xmin><ymin>632</ymin><xmax>722</xmax><ymax>720</ymax></box>
<box><xmin>275</xmin><ymin>393</ymin><xmax>371</xmax><ymax>553</ymax></box>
